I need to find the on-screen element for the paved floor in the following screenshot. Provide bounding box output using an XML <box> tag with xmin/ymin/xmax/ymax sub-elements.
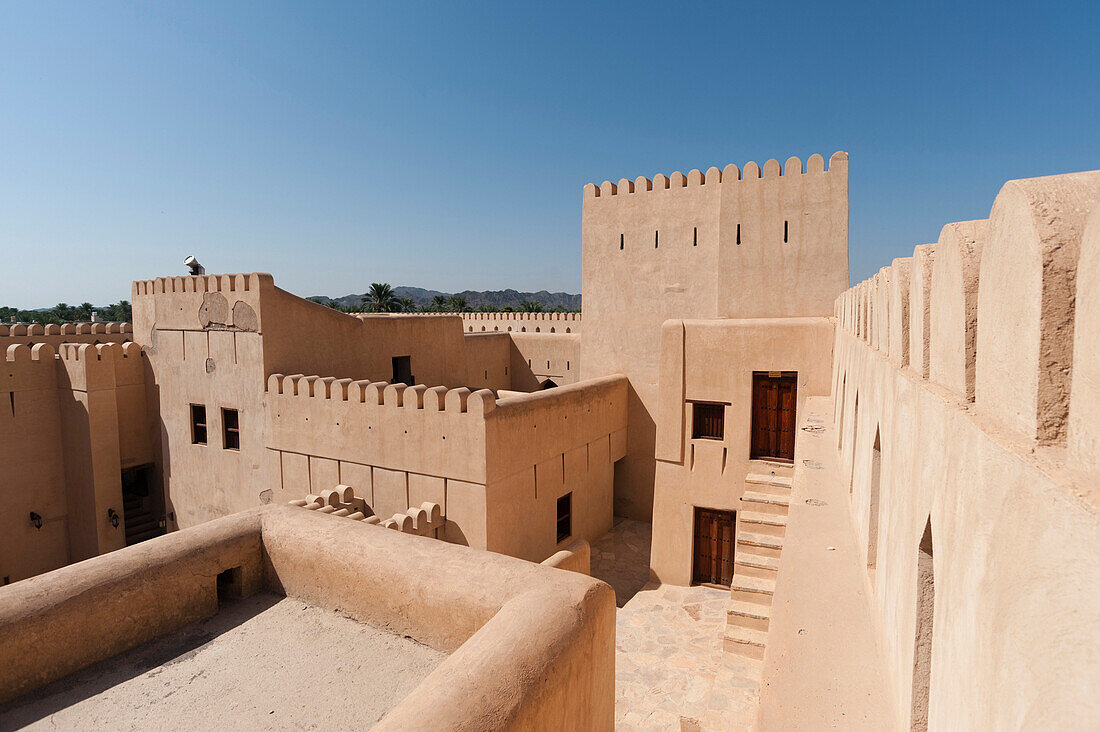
<box><xmin>592</xmin><ymin>520</ymin><xmax>761</xmax><ymax>731</ymax></box>
<box><xmin>0</xmin><ymin>594</ymin><xmax>446</xmax><ymax>730</ymax></box>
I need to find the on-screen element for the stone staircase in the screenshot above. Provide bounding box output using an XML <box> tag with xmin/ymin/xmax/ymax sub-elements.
<box><xmin>723</xmin><ymin>460</ymin><xmax>793</xmax><ymax>661</ymax></box>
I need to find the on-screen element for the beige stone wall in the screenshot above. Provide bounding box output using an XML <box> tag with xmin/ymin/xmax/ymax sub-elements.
<box><xmin>650</xmin><ymin>317</ymin><xmax>834</xmax><ymax>585</ymax></box>
<box><xmin>833</xmin><ymin>169</ymin><xmax>1100</xmax><ymax>729</ymax></box>
<box><xmin>581</xmin><ymin>153</ymin><xmax>849</xmax><ymax>520</ymax></box>
<box><xmin>455</xmin><ymin>312</ymin><xmax>581</xmax><ymax>335</ymax></box>
<box><xmin>0</xmin><ymin>322</ymin><xmax>131</xmax><ymax>351</ymax></box>
<box><xmin>0</xmin><ymin>342</ymin><xmax>150</xmax><ymax>583</ymax></box>
<box><xmin>508</xmin><ymin>332</ymin><xmax>581</xmax><ymax>390</ymax></box>
<box><xmin>0</xmin><ymin>506</ymin><xmax>616</xmax><ymax>728</ymax></box>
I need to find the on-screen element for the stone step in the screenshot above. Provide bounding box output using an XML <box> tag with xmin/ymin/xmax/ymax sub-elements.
<box><xmin>738</xmin><ymin>511</ymin><xmax>787</xmax><ymax>538</ymax></box>
<box><xmin>723</xmin><ymin>625</ymin><xmax>767</xmax><ymax>660</ymax></box>
<box><xmin>734</xmin><ymin>556</ymin><xmax>779</xmax><ymax>580</ymax></box>
<box><xmin>749</xmin><ymin>458</ymin><xmax>794</xmax><ymax>478</ymax></box>
<box><xmin>740</xmin><ymin>490</ymin><xmax>790</xmax><ymax>516</ymax></box>
<box><xmin>727</xmin><ymin>599</ymin><xmax>771</xmax><ymax>632</ymax></box>
<box><xmin>745</xmin><ymin>473</ymin><xmax>793</xmax><ymax>497</ymax></box>
<box><xmin>731</xmin><ymin>575</ymin><xmax>775</xmax><ymax>606</ymax></box>
<box><xmin>737</xmin><ymin>531</ymin><xmax>783</xmax><ymax>559</ymax></box>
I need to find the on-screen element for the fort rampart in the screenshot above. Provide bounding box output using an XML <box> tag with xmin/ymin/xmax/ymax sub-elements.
<box><xmin>832</xmin><ymin>170</ymin><xmax>1100</xmax><ymax>728</ymax></box>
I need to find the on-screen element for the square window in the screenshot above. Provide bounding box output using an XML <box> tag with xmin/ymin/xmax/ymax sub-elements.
<box><xmin>556</xmin><ymin>492</ymin><xmax>572</xmax><ymax>543</ymax></box>
<box><xmin>223</xmin><ymin>408</ymin><xmax>240</xmax><ymax>450</ymax></box>
<box><xmin>692</xmin><ymin>402</ymin><xmax>724</xmax><ymax>440</ymax></box>
<box><xmin>190</xmin><ymin>404</ymin><xmax>207</xmax><ymax>445</ymax></box>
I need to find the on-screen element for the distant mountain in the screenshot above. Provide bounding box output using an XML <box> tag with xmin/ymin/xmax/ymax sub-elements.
<box><xmin>310</xmin><ymin>286</ymin><xmax>581</xmax><ymax>312</ymax></box>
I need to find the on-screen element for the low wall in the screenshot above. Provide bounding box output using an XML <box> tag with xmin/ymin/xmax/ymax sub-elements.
<box><xmin>0</xmin><ymin>505</ymin><xmax>616</xmax><ymax>730</ymax></box>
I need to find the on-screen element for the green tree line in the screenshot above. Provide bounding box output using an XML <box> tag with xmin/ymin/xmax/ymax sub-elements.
<box><xmin>0</xmin><ymin>301</ymin><xmax>133</xmax><ymax>325</ymax></box>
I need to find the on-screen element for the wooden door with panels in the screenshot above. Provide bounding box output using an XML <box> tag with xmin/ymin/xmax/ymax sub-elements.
<box><xmin>692</xmin><ymin>507</ymin><xmax>736</xmax><ymax>586</ymax></box>
<box><xmin>751</xmin><ymin>371</ymin><xmax>797</xmax><ymax>462</ymax></box>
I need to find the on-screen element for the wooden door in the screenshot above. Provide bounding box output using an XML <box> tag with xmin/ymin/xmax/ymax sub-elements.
<box><xmin>693</xmin><ymin>508</ymin><xmax>736</xmax><ymax>586</ymax></box>
<box><xmin>751</xmin><ymin>372</ymin><xmax>797</xmax><ymax>462</ymax></box>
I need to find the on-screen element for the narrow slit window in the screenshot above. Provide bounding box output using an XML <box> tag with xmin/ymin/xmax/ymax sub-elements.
<box><xmin>692</xmin><ymin>402</ymin><xmax>724</xmax><ymax>440</ymax></box>
<box><xmin>693</xmin><ymin>227</ymin><xmax>697</xmax><ymax>246</ymax></box>
<box><xmin>655</xmin><ymin>230</ymin><xmax>659</xmax><ymax>248</ymax></box>
<box><xmin>736</xmin><ymin>224</ymin><xmax>741</xmax><ymax>245</ymax></box>
<box><xmin>222</xmin><ymin>408</ymin><xmax>240</xmax><ymax>450</ymax></box>
<box><xmin>784</xmin><ymin>220</ymin><xmax>789</xmax><ymax>243</ymax></box>
<box><xmin>619</xmin><ymin>233</ymin><xmax>624</xmax><ymax>250</ymax></box>
<box><xmin>556</xmin><ymin>492</ymin><xmax>572</xmax><ymax>543</ymax></box>
<box><xmin>191</xmin><ymin>404</ymin><xmax>207</xmax><ymax>445</ymax></box>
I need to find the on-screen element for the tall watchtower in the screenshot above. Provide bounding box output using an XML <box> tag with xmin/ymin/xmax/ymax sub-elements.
<box><xmin>580</xmin><ymin>152</ymin><xmax>849</xmax><ymax>520</ymax></box>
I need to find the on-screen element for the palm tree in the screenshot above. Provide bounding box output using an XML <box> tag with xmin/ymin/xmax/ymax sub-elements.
<box><xmin>518</xmin><ymin>300</ymin><xmax>544</xmax><ymax>313</ymax></box>
<box><xmin>429</xmin><ymin>295</ymin><xmax>450</xmax><ymax>312</ymax></box>
<box><xmin>396</xmin><ymin>297</ymin><xmax>415</xmax><ymax>313</ymax></box>
<box><xmin>448</xmin><ymin>295</ymin><xmax>468</xmax><ymax>313</ymax></box>
<box><xmin>362</xmin><ymin>283</ymin><xmax>397</xmax><ymax>313</ymax></box>
<box><xmin>78</xmin><ymin>302</ymin><xmax>95</xmax><ymax>320</ymax></box>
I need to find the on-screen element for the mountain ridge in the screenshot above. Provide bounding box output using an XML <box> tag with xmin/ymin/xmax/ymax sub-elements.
<box><xmin>310</xmin><ymin>286</ymin><xmax>581</xmax><ymax>311</ymax></box>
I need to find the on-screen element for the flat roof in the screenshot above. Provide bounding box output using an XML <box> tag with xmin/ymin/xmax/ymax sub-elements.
<box><xmin>0</xmin><ymin>594</ymin><xmax>446</xmax><ymax>730</ymax></box>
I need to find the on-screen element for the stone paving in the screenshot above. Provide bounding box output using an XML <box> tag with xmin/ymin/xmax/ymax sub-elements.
<box><xmin>591</xmin><ymin>519</ymin><xmax>762</xmax><ymax>731</ymax></box>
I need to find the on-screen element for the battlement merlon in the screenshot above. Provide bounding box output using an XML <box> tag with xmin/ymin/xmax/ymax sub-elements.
<box><xmin>583</xmin><ymin>152</ymin><xmax>848</xmax><ymax>199</ymax></box>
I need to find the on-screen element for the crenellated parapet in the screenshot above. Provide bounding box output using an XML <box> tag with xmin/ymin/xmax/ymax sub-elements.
<box><xmin>265</xmin><ymin>374</ymin><xmax>494</xmax><ymax>484</ymax></box>
<box><xmin>131</xmin><ymin>272</ymin><xmax>272</xmax><ymax>335</ymax></box>
<box><xmin>583</xmin><ymin>152</ymin><xmax>847</xmax><ymax>198</ymax></box>
<box><xmin>835</xmin><ymin>168</ymin><xmax>1100</xmax><ymax>455</ymax></box>
<box><xmin>131</xmin><ymin>272</ymin><xmax>270</xmax><ymax>297</ymax></box>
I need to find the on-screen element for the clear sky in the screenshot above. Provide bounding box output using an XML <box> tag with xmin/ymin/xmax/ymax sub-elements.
<box><xmin>1</xmin><ymin>1</ymin><xmax>1097</xmax><ymax>308</ymax></box>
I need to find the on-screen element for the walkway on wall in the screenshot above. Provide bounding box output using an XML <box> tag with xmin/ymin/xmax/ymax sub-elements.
<box><xmin>755</xmin><ymin>396</ymin><xmax>893</xmax><ymax>729</ymax></box>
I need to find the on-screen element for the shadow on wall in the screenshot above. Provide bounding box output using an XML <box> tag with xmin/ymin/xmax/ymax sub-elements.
<box><xmin>615</xmin><ymin>383</ymin><xmax>656</xmax><ymax>520</ymax></box>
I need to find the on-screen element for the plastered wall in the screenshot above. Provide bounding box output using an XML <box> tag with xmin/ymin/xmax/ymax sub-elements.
<box><xmin>0</xmin><ymin>342</ymin><xmax>151</xmax><ymax>582</ymax></box>
<box><xmin>581</xmin><ymin>153</ymin><xmax>849</xmax><ymax>520</ymax></box>
<box><xmin>651</xmin><ymin>317</ymin><xmax>834</xmax><ymax>585</ymax></box>
<box><xmin>833</xmin><ymin>169</ymin><xmax>1100</xmax><ymax>729</ymax></box>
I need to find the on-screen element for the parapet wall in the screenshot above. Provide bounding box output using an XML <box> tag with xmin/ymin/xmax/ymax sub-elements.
<box><xmin>450</xmin><ymin>312</ymin><xmax>581</xmax><ymax>335</ymax></box>
<box><xmin>0</xmin><ymin>322</ymin><xmax>132</xmax><ymax>350</ymax></box>
<box><xmin>832</xmin><ymin>168</ymin><xmax>1100</xmax><ymax>728</ymax></box>
<box><xmin>836</xmin><ymin>169</ymin><xmax>1100</xmax><ymax>456</ymax></box>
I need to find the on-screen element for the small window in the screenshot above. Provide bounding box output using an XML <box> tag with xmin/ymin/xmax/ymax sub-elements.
<box><xmin>222</xmin><ymin>408</ymin><xmax>240</xmax><ymax>450</ymax></box>
<box><xmin>736</xmin><ymin>223</ymin><xmax>741</xmax><ymax>245</ymax></box>
<box><xmin>191</xmin><ymin>404</ymin><xmax>207</xmax><ymax>445</ymax></box>
<box><xmin>692</xmin><ymin>402</ymin><xmax>724</xmax><ymax>440</ymax></box>
<box><xmin>556</xmin><ymin>492</ymin><xmax>572</xmax><ymax>543</ymax></box>
<box><xmin>655</xmin><ymin>230</ymin><xmax>659</xmax><ymax>248</ymax></box>
<box><xmin>693</xmin><ymin>227</ymin><xmax>697</xmax><ymax>246</ymax></box>
<box><xmin>784</xmin><ymin>220</ymin><xmax>789</xmax><ymax>243</ymax></box>
<box><xmin>619</xmin><ymin>233</ymin><xmax>624</xmax><ymax>250</ymax></box>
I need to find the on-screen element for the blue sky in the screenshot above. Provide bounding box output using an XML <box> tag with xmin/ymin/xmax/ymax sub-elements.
<box><xmin>1</xmin><ymin>1</ymin><xmax>1097</xmax><ymax>308</ymax></box>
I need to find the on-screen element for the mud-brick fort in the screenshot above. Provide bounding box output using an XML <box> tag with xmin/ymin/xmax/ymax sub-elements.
<box><xmin>1</xmin><ymin>153</ymin><xmax>1097</xmax><ymax>730</ymax></box>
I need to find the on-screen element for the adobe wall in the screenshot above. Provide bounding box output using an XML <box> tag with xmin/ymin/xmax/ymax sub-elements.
<box><xmin>833</xmin><ymin>169</ymin><xmax>1100</xmax><ymax>729</ymax></box>
<box><xmin>0</xmin><ymin>322</ymin><xmax>132</xmax><ymax>350</ymax></box>
<box><xmin>0</xmin><ymin>506</ymin><xmax>616</xmax><ymax>728</ymax></box>
<box><xmin>266</xmin><ymin>373</ymin><xmax>626</xmax><ymax>562</ymax></box>
<box><xmin>131</xmin><ymin>274</ymin><xmax>491</xmax><ymax>530</ymax></box>
<box><xmin>508</xmin><ymin>332</ymin><xmax>581</xmax><ymax>390</ymax></box>
<box><xmin>483</xmin><ymin>376</ymin><xmax>627</xmax><ymax>563</ymax></box>
<box><xmin>650</xmin><ymin>317</ymin><xmax>834</xmax><ymax>585</ymax></box>
<box><xmin>0</xmin><ymin>342</ymin><xmax>150</xmax><ymax>582</ymax></box>
<box><xmin>455</xmin><ymin>312</ymin><xmax>581</xmax><ymax>336</ymax></box>
<box><xmin>0</xmin><ymin>344</ymin><xmax>69</xmax><ymax>583</ymax></box>
<box><xmin>581</xmin><ymin>153</ymin><xmax>849</xmax><ymax>520</ymax></box>
<box><xmin>463</xmin><ymin>332</ymin><xmax>513</xmax><ymax>391</ymax></box>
